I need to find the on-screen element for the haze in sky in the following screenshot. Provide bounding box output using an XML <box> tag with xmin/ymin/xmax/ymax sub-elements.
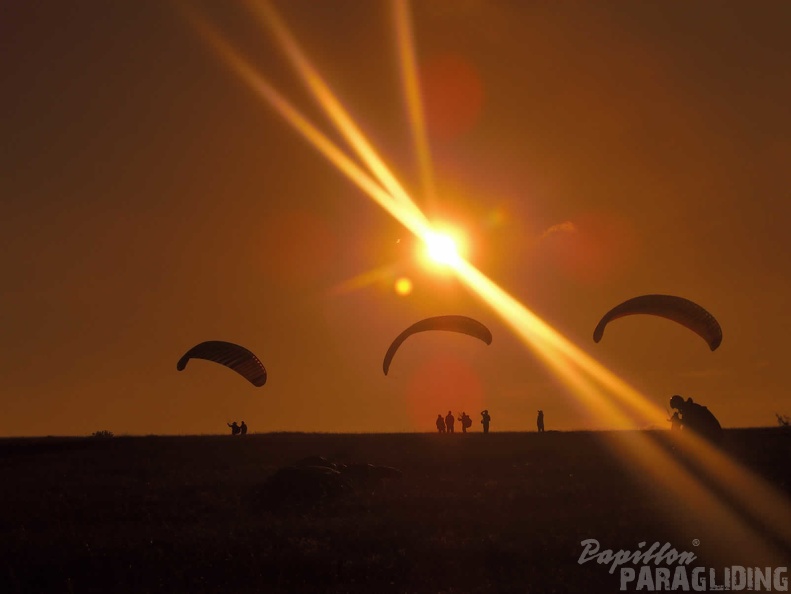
<box><xmin>2</xmin><ymin>1</ymin><xmax>790</xmax><ymax>436</ymax></box>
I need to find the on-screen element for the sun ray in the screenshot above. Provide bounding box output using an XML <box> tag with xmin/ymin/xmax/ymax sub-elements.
<box><xmin>244</xmin><ymin>0</ymin><xmax>427</xmax><ymax>221</ymax></box>
<box><xmin>184</xmin><ymin>7</ymin><xmax>428</xmax><ymax>238</ymax></box>
<box><xmin>392</xmin><ymin>0</ymin><xmax>437</xmax><ymax>213</ymax></box>
<box><xmin>453</xmin><ymin>259</ymin><xmax>791</xmax><ymax>557</ymax></box>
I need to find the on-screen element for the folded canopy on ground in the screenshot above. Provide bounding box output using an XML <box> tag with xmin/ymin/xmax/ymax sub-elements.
<box><xmin>383</xmin><ymin>315</ymin><xmax>493</xmax><ymax>375</ymax></box>
<box><xmin>593</xmin><ymin>294</ymin><xmax>722</xmax><ymax>351</ymax></box>
<box><xmin>177</xmin><ymin>340</ymin><xmax>267</xmax><ymax>387</ymax></box>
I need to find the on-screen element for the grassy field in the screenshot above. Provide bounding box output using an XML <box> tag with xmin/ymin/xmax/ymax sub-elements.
<box><xmin>1</xmin><ymin>429</ymin><xmax>788</xmax><ymax>593</ymax></box>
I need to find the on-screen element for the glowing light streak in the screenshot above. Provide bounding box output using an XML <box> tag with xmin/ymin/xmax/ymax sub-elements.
<box><xmin>392</xmin><ymin>0</ymin><xmax>436</xmax><ymax>211</ymax></box>
<box><xmin>186</xmin><ymin>9</ymin><xmax>429</xmax><ymax>240</ymax></box>
<box><xmin>454</xmin><ymin>257</ymin><xmax>791</xmax><ymax>556</ymax></box>
<box><xmin>455</xmin><ymin>258</ymin><xmax>666</xmax><ymax>424</ymax></box>
<box><xmin>244</xmin><ymin>0</ymin><xmax>427</xmax><ymax>221</ymax></box>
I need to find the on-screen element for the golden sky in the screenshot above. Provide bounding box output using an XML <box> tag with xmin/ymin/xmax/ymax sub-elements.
<box><xmin>2</xmin><ymin>1</ymin><xmax>790</xmax><ymax>436</ymax></box>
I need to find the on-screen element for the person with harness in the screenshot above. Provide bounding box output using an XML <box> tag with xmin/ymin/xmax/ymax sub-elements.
<box><xmin>458</xmin><ymin>412</ymin><xmax>472</xmax><ymax>433</ymax></box>
<box><xmin>669</xmin><ymin>395</ymin><xmax>722</xmax><ymax>443</ymax></box>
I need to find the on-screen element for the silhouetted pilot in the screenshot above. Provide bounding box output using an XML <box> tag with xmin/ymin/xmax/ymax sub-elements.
<box><xmin>669</xmin><ymin>395</ymin><xmax>722</xmax><ymax>443</ymax></box>
<box><xmin>537</xmin><ymin>410</ymin><xmax>545</xmax><ymax>432</ymax></box>
<box><xmin>436</xmin><ymin>414</ymin><xmax>446</xmax><ymax>433</ymax></box>
<box><xmin>240</xmin><ymin>421</ymin><xmax>248</xmax><ymax>435</ymax></box>
<box><xmin>458</xmin><ymin>412</ymin><xmax>472</xmax><ymax>433</ymax></box>
<box><xmin>445</xmin><ymin>411</ymin><xmax>455</xmax><ymax>433</ymax></box>
<box><xmin>227</xmin><ymin>421</ymin><xmax>240</xmax><ymax>436</ymax></box>
<box><xmin>480</xmin><ymin>410</ymin><xmax>491</xmax><ymax>434</ymax></box>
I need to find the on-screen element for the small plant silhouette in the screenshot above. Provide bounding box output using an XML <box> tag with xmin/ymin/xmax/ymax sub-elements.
<box><xmin>91</xmin><ymin>430</ymin><xmax>114</xmax><ymax>438</ymax></box>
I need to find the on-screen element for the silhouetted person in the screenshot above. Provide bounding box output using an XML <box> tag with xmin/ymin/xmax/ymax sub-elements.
<box><xmin>458</xmin><ymin>412</ymin><xmax>472</xmax><ymax>433</ymax></box>
<box><xmin>669</xmin><ymin>395</ymin><xmax>722</xmax><ymax>443</ymax></box>
<box><xmin>436</xmin><ymin>414</ymin><xmax>446</xmax><ymax>433</ymax></box>
<box><xmin>227</xmin><ymin>421</ymin><xmax>240</xmax><ymax>436</ymax></box>
<box><xmin>445</xmin><ymin>411</ymin><xmax>455</xmax><ymax>433</ymax></box>
<box><xmin>668</xmin><ymin>411</ymin><xmax>682</xmax><ymax>431</ymax></box>
<box><xmin>537</xmin><ymin>410</ymin><xmax>545</xmax><ymax>432</ymax></box>
<box><xmin>240</xmin><ymin>420</ymin><xmax>248</xmax><ymax>435</ymax></box>
<box><xmin>480</xmin><ymin>409</ymin><xmax>491</xmax><ymax>434</ymax></box>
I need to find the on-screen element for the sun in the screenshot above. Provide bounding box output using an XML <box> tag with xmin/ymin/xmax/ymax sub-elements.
<box><xmin>422</xmin><ymin>228</ymin><xmax>465</xmax><ymax>269</ymax></box>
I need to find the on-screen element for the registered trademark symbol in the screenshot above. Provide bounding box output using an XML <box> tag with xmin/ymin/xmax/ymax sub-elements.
<box><xmin>692</xmin><ymin>539</ymin><xmax>700</xmax><ymax>547</ymax></box>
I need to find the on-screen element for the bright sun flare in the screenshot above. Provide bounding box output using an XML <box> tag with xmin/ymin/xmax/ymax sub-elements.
<box><xmin>424</xmin><ymin>230</ymin><xmax>463</xmax><ymax>267</ymax></box>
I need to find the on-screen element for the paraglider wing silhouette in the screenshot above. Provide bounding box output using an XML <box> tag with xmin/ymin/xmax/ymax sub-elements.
<box><xmin>593</xmin><ymin>295</ymin><xmax>722</xmax><ymax>351</ymax></box>
<box><xmin>177</xmin><ymin>341</ymin><xmax>267</xmax><ymax>387</ymax></box>
<box><xmin>383</xmin><ymin>315</ymin><xmax>493</xmax><ymax>375</ymax></box>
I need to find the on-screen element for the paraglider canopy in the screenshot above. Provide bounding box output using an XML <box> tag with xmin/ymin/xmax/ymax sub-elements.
<box><xmin>382</xmin><ymin>315</ymin><xmax>492</xmax><ymax>375</ymax></box>
<box><xmin>593</xmin><ymin>294</ymin><xmax>722</xmax><ymax>351</ymax></box>
<box><xmin>177</xmin><ymin>340</ymin><xmax>267</xmax><ymax>387</ymax></box>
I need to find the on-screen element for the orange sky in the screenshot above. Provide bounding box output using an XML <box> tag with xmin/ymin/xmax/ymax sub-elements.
<box><xmin>2</xmin><ymin>1</ymin><xmax>790</xmax><ymax>436</ymax></box>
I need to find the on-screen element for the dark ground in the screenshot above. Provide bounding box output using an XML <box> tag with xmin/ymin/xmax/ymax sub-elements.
<box><xmin>0</xmin><ymin>429</ymin><xmax>788</xmax><ymax>593</ymax></box>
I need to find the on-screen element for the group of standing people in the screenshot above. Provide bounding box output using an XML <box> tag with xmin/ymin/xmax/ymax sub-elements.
<box><xmin>436</xmin><ymin>410</ymin><xmax>491</xmax><ymax>433</ymax></box>
<box><xmin>434</xmin><ymin>410</ymin><xmax>547</xmax><ymax>434</ymax></box>
<box><xmin>227</xmin><ymin>421</ymin><xmax>248</xmax><ymax>435</ymax></box>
